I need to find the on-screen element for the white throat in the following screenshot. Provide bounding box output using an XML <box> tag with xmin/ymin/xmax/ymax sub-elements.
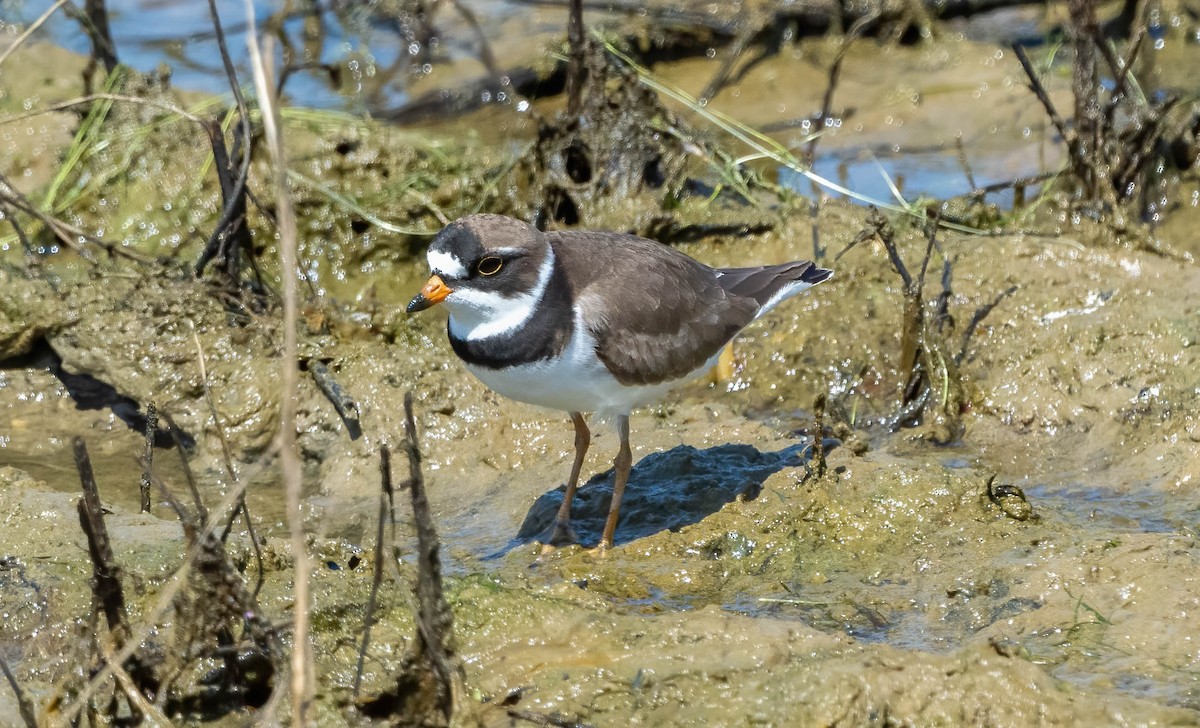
<box><xmin>446</xmin><ymin>248</ymin><xmax>556</xmax><ymax>342</ymax></box>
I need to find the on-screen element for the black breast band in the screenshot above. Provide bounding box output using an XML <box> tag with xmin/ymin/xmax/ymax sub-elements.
<box><xmin>448</xmin><ymin>253</ymin><xmax>575</xmax><ymax>369</ymax></box>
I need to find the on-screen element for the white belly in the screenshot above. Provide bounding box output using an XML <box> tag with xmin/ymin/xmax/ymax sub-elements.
<box><xmin>461</xmin><ymin>309</ymin><xmax>719</xmax><ymax>419</ymax></box>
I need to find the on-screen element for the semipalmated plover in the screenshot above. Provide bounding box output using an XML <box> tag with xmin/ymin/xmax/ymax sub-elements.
<box><xmin>407</xmin><ymin>214</ymin><xmax>831</xmax><ymax>552</ymax></box>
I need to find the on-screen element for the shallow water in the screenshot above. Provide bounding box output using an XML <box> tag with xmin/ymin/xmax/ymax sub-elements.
<box><xmin>10</xmin><ymin>0</ymin><xmax>565</xmax><ymax>111</ymax></box>
<box><xmin>8</xmin><ymin>0</ymin><xmax>1103</xmax><ymax>215</ymax></box>
<box><xmin>1027</xmin><ymin>483</ymin><xmax>1200</xmax><ymax>534</ymax></box>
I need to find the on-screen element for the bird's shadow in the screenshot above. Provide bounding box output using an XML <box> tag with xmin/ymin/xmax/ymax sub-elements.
<box><xmin>511</xmin><ymin>441</ymin><xmax>820</xmax><ymax>549</ymax></box>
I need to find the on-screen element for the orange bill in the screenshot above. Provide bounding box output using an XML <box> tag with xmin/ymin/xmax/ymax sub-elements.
<box><xmin>406</xmin><ymin>275</ymin><xmax>453</xmax><ymax>314</ymax></box>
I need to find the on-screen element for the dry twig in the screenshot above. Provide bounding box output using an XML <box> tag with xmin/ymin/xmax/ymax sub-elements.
<box><xmin>0</xmin><ymin>0</ymin><xmax>71</xmax><ymax>67</ymax></box>
<box><xmin>355</xmin><ymin>445</ymin><xmax>395</xmax><ymax>696</ymax></box>
<box><xmin>565</xmin><ymin>0</ymin><xmax>586</xmax><ymax>117</ymax></box>
<box><xmin>160</xmin><ymin>409</ymin><xmax>208</xmax><ymax>527</ymax></box>
<box><xmin>139</xmin><ymin>401</ymin><xmax>157</xmax><ymax>513</ymax></box>
<box><xmin>245</xmin><ymin>5</ymin><xmax>312</xmax><ymax>720</ymax></box>
<box><xmin>359</xmin><ymin>393</ymin><xmax>470</xmax><ymax>725</ymax></box>
<box><xmin>508</xmin><ymin>708</ymin><xmax>594</xmax><ymax>728</ymax></box>
<box><xmin>0</xmin><ymin>170</ymin><xmax>148</xmax><ymax>263</ymax></box>
<box><xmin>194</xmin><ymin>0</ymin><xmax>255</xmax><ymax>288</ymax></box>
<box><xmin>804</xmin><ymin>12</ymin><xmax>877</xmax><ymax>167</ymax></box>
<box><xmin>0</xmin><ymin>656</ymin><xmax>38</xmax><ymax>728</ymax></box>
<box><xmin>75</xmin><ymin>0</ymin><xmax>120</xmax><ymax>78</ymax></box>
<box><xmin>309</xmin><ymin>359</ymin><xmax>362</xmax><ymax>440</ymax></box>
<box><xmin>810</xmin><ymin>392</ymin><xmax>828</xmax><ymax>479</ymax></box>
<box><xmin>405</xmin><ymin>391</ymin><xmax>459</xmax><ymax>721</ymax></box>
<box><xmin>75</xmin><ymin>437</ymin><xmax>130</xmax><ymax>640</ymax></box>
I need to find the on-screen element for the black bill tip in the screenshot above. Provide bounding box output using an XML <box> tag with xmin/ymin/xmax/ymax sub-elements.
<box><xmin>406</xmin><ymin>294</ymin><xmax>433</xmax><ymax>315</ymax></box>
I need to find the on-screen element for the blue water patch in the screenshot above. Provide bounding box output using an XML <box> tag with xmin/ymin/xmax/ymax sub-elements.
<box><xmin>13</xmin><ymin>0</ymin><xmax>409</xmax><ymax>110</ymax></box>
<box><xmin>780</xmin><ymin>147</ymin><xmax>1027</xmax><ymax>209</ymax></box>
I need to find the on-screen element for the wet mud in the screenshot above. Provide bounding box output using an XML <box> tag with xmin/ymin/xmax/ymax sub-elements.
<box><xmin>4</xmin><ymin>208</ymin><xmax>1198</xmax><ymax>723</ymax></box>
<box><xmin>3</xmin><ymin>10</ymin><xmax>1200</xmax><ymax>727</ymax></box>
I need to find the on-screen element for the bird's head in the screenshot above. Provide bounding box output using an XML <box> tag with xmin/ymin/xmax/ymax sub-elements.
<box><xmin>406</xmin><ymin>215</ymin><xmax>553</xmax><ymax>326</ymax></box>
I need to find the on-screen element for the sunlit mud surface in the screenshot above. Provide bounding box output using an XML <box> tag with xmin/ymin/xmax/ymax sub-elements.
<box><xmin>2</xmin><ymin>3</ymin><xmax>1200</xmax><ymax>725</ymax></box>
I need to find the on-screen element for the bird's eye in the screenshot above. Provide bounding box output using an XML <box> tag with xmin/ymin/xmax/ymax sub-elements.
<box><xmin>477</xmin><ymin>256</ymin><xmax>503</xmax><ymax>276</ymax></box>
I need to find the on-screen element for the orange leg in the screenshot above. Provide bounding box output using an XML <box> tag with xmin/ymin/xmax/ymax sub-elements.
<box><xmin>598</xmin><ymin>414</ymin><xmax>631</xmax><ymax>553</ymax></box>
<box><xmin>547</xmin><ymin>412</ymin><xmax>590</xmax><ymax>546</ymax></box>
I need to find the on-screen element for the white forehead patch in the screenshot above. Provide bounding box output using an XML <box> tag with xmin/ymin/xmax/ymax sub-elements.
<box><xmin>428</xmin><ymin>249</ymin><xmax>467</xmax><ymax>279</ymax></box>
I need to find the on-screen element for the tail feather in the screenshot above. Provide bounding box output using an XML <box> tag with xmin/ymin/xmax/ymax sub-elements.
<box><xmin>715</xmin><ymin>260</ymin><xmax>833</xmax><ymax>314</ymax></box>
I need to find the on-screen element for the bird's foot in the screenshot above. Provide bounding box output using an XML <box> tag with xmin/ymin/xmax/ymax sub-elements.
<box><xmin>538</xmin><ymin>519</ymin><xmax>579</xmax><ymax>555</ymax></box>
<box><xmin>586</xmin><ymin>539</ymin><xmax>613</xmax><ymax>558</ymax></box>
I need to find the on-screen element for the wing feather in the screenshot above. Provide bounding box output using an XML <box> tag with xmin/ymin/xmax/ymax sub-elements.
<box><xmin>548</xmin><ymin>231</ymin><xmax>757</xmax><ymax>386</ymax></box>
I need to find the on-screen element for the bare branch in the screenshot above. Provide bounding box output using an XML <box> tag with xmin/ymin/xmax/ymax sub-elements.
<box><xmin>246</xmin><ymin>5</ymin><xmax>311</xmax><ymax>719</ymax></box>
<box><xmin>0</xmin><ymin>0</ymin><xmax>71</xmax><ymax>67</ymax></box>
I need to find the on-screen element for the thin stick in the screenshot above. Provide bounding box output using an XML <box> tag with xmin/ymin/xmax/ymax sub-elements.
<box><xmin>74</xmin><ymin>438</ymin><xmax>162</xmax><ymax>709</ymax></box>
<box><xmin>74</xmin><ymin>436</ymin><xmax>127</xmax><ymax>636</ymax></box>
<box><xmin>698</xmin><ymin>19</ymin><xmax>762</xmax><ymax>104</ymax></box>
<box><xmin>935</xmin><ymin>242</ymin><xmax>952</xmax><ymax>333</ymax></box>
<box><xmin>139</xmin><ymin>457</ymin><xmax>194</xmax><ymax>540</ymax></box>
<box><xmin>1112</xmin><ymin>26</ymin><xmax>1146</xmax><ymax>105</ymax></box>
<box><xmin>954</xmin><ymin>135</ymin><xmax>977</xmax><ymax>190</ymax></box>
<box><xmin>810</xmin><ymin>393</ymin><xmax>827</xmax><ymax>479</ymax></box>
<box><xmin>354</xmin><ymin>445</ymin><xmax>392</xmax><ymax>696</ymax></box>
<box><xmin>967</xmin><ymin>170</ymin><xmax>1056</xmax><ymax>197</ymax></box>
<box><xmin>0</xmin><ymin>0</ymin><xmax>71</xmax><ymax>68</ymax></box>
<box><xmin>834</xmin><ymin>221</ymin><xmax>878</xmax><ymax>263</ymax></box>
<box><xmin>1094</xmin><ymin>25</ymin><xmax>1144</xmax><ymax>106</ymax></box>
<box><xmin>139</xmin><ymin>402</ymin><xmax>156</xmax><ymax>513</ymax></box>
<box><xmin>308</xmin><ymin>359</ymin><xmax>362</xmax><ymax>440</ymax></box>
<box><xmin>0</xmin><ymin>656</ymin><xmax>38</xmax><ymax>728</ymax></box>
<box><xmin>0</xmin><ymin>94</ymin><xmax>207</xmax><ymax>127</ymax></box>
<box><xmin>804</xmin><ymin>12</ymin><xmax>876</xmax><ymax>167</ymax></box>
<box><xmin>188</xmin><ymin>320</ymin><xmax>262</xmax><ymax>591</ymax></box>
<box><xmin>507</xmin><ymin>709</ymin><xmax>593</xmax><ymax>728</ymax></box>
<box><xmin>102</xmin><ymin>646</ymin><xmax>170</xmax><ymax>726</ymax></box>
<box><xmin>404</xmin><ymin>391</ymin><xmax>458</xmax><ymax>720</ymax></box>
<box><xmin>190</xmin><ymin>323</ymin><xmax>266</xmax><ymax>597</ymax></box>
<box><xmin>84</xmin><ymin>0</ymin><xmax>119</xmax><ymax>72</ymax></box>
<box><xmin>448</xmin><ymin>0</ymin><xmax>499</xmax><ymax>76</ymax></box>
<box><xmin>189</xmin><ymin>324</ymin><xmax>238</xmax><ymax>488</ymax></box>
<box><xmin>197</xmin><ymin>0</ymin><xmax>253</xmax><ymax>281</ymax></box>
<box><xmin>2</xmin><ymin>203</ymin><xmax>35</xmax><ymax>258</ymax></box>
<box><xmin>1011</xmin><ymin>43</ymin><xmax>1077</xmax><ymax>157</ymax></box>
<box><xmin>195</xmin><ymin>118</ymin><xmax>253</xmax><ymax>284</ymax></box>
<box><xmin>158</xmin><ymin>409</ymin><xmax>207</xmax><ymax>527</ymax></box>
<box><xmin>809</xmin><ymin>199</ymin><xmax>823</xmax><ymax>263</ymax></box>
<box><xmin>872</xmin><ymin>210</ymin><xmax>913</xmax><ymax>290</ymax></box>
<box><xmin>0</xmin><ymin>170</ymin><xmax>148</xmax><ymax>263</ymax></box>
<box><xmin>565</xmin><ymin>0</ymin><xmax>585</xmax><ymax>117</ymax></box>
<box><xmin>956</xmin><ymin>284</ymin><xmax>1018</xmax><ymax>365</ymax></box>
<box><xmin>915</xmin><ymin>210</ymin><xmax>940</xmax><ymax>298</ymax></box>
<box><xmin>246</xmin><ymin>6</ymin><xmax>311</xmax><ymax>721</ymax></box>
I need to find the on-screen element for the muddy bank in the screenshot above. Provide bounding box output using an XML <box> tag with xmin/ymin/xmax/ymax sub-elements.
<box><xmin>3</xmin><ymin>202</ymin><xmax>1200</xmax><ymax>722</ymax></box>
